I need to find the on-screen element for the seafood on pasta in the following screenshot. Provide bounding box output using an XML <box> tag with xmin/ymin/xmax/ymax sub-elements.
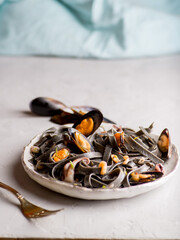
<box><xmin>30</xmin><ymin>110</ymin><xmax>171</xmax><ymax>189</ymax></box>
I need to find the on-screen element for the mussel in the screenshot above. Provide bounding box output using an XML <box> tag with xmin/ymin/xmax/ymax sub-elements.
<box><xmin>51</xmin><ymin>105</ymin><xmax>100</xmax><ymax>125</ymax></box>
<box><xmin>114</xmin><ymin>131</ymin><xmax>124</xmax><ymax>147</ymax></box>
<box><xmin>50</xmin><ymin>148</ymin><xmax>70</xmax><ymax>163</ymax></box>
<box><xmin>29</xmin><ymin>97</ymin><xmax>115</xmax><ymax>125</ymax></box>
<box><xmin>157</xmin><ymin>128</ymin><xmax>172</xmax><ymax>158</ymax></box>
<box><xmin>68</xmin><ymin>128</ymin><xmax>94</xmax><ymax>153</ymax></box>
<box><xmin>30</xmin><ymin>97</ymin><xmax>70</xmax><ymax>116</ymax></box>
<box><xmin>130</xmin><ymin>171</ymin><xmax>163</xmax><ymax>184</ymax></box>
<box><xmin>72</xmin><ymin>110</ymin><xmax>103</xmax><ymax>137</ymax></box>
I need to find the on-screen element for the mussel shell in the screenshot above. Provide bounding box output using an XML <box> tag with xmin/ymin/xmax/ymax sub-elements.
<box><xmin>130</xmin><ymin>171</ymin><xmax>163</xmax><ymax>185</ymax></box>
<box><xmin>30</xmin><ymin>97</ymin><xmax>114</xmax><ymax>125</ymax></box>
<box><xmin>51</xmin><ymin>106</ymin><xmax>102</xmax><ymax>125</ymax></box>
<box><xmin>143</xmin><ymin>171</ymin><xmax>164</xmax><ymax>178</ymax></box>
<box><xmin>30</xmin><ymin>97</ymin><xmax>70</xmax><ymax>116</ymax></box>
<box><xmin>68</xmin><ymin>128</ymin><xmax>94</xmax><ymax>153</ymax></box>
<box><xmin>72</xmin><ymin>110</ymin><xmax>103</xmax><ymax>137</ymax></box>
<box><xmin>157</xmin><ymin>128</ymin><xmax>172</xmax><ymax>158</ymax></box>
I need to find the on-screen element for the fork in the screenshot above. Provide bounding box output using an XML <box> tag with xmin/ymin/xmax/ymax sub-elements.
<box><xmin>0</xmin><ymin>181</ymin><xmax>63</xmax><ymax>218</ymax></box>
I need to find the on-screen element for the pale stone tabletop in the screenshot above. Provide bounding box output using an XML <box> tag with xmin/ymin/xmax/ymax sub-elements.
<box><xmin>0</xmin><ymin>55</ymin><xmax>180</xmax><ymax>239</ymax></box>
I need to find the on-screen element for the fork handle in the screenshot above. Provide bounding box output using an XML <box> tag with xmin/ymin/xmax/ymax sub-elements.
<box><xmin>0</xmin><ymin>181</ymin><xmax>23</xmax><ymax>200</ymax></box>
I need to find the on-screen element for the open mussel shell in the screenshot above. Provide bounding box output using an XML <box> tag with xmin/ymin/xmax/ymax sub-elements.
<box><xmin>30</xmin><ymin>97</ymin><xmax>72</xmax><ymax>116</ymax></box>
<box><xmin>68</xmin><ymin>128</ymin><xmax>94</xmax><ymax>153</ymax></box>
<box><xmin>157</xmin><ymin>128</ymin><xmax>172</xmax><ymax>158</ymax></box>
<box><xmin>129</xmin><ymin>171</ymin><xmax>163</xmax><ymax>185</ymax></box>
<box><xmin>50</xmin><ymin>106</ymin><xmax>101</xmax><ymax>125</ymax></box>
<box><xmin>72</xmin><ymin>110</ymin><xmax>103</xmax><ymax>137</ymax></box>
<box><xmin>30</xmin><ymin>97</ymin><xmax>115</xmax><ymax>125</ymax></box>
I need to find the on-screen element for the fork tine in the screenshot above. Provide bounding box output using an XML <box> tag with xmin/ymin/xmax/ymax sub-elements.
<box><xmin>23</xmin><ymin>206</ymin><xmax>63</xmax><ymax>218</ymax></box>
<box><xmin>21</xmin><ymin>199</ymin><xmax>63</xmax><ymax>218</ymax></box>
<box><xmin>25</xmin><ymin>209</ymin><xmax>62</xmax><ymax>218</ymax></box>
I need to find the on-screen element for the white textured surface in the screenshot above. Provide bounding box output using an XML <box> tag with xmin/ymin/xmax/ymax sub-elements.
<box><xmin>0</xmin><ymin>55</ymin><xmax>180</xmax><ymax>239</ymax></box>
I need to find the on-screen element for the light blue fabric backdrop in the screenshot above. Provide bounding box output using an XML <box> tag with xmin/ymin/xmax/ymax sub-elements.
<box><xmin>0</xmin><ymin>0</ymin><xmax>180</xmax><ymax>59</ymax></box>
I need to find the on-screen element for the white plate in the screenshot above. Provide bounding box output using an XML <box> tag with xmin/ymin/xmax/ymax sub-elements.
<box><xmin>21</xmin><ymin>126</ymin><xmax>179</xmax><ymax>200</ymax></box>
